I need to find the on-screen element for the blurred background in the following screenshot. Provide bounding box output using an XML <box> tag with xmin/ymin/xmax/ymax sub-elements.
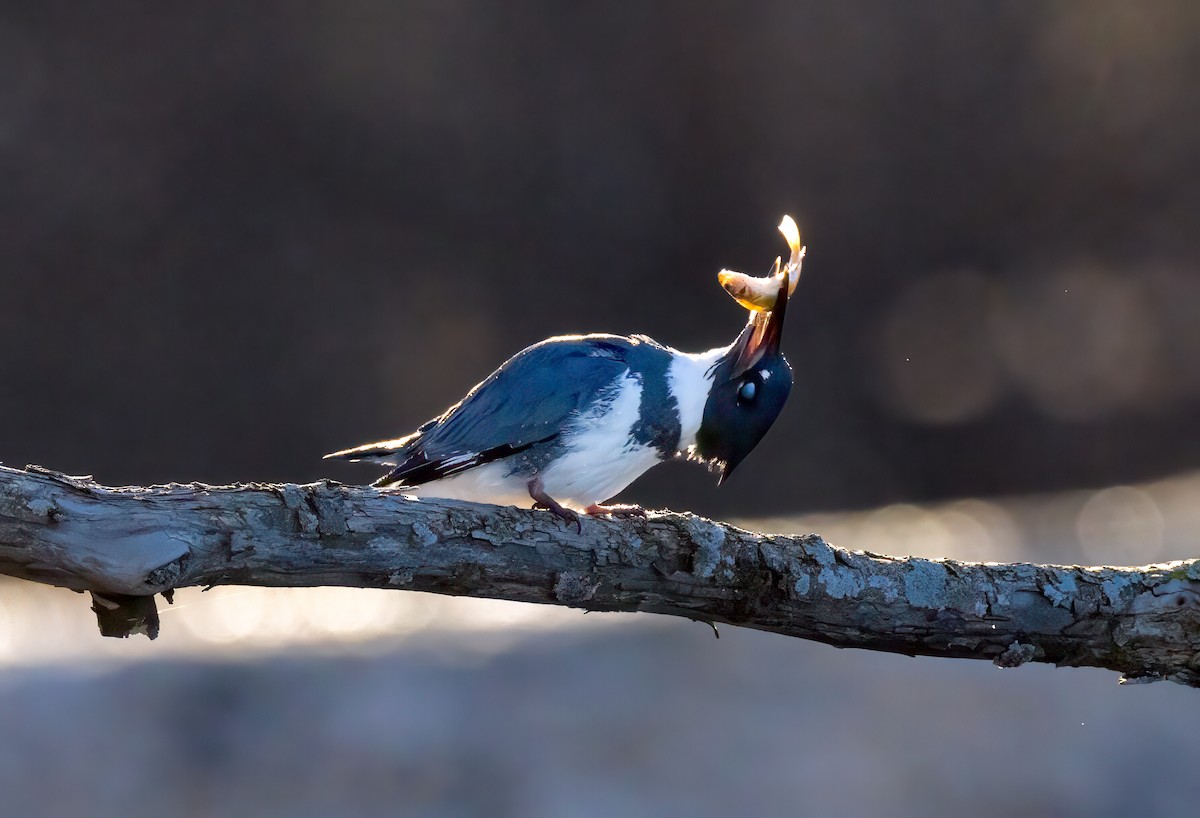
<box><xmin>1</xmin><ymin>1</ymin><xmax>1199</xmax><ymax>816</ymax></box>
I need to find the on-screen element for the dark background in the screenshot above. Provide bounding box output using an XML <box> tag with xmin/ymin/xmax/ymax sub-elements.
<box><xmin>2</xmin><ymin>6</ymin><xmax>1200</xmax><ymax>818</ymax></box>
<box><xmin>2</xmin><ymin>1</ymin><xmax>1198</xmax><ymax>516</ymax></box>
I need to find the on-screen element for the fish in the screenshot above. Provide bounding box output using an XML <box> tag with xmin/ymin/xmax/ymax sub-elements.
<box><xmin>718</xmin><ymin>215</ymin><xmax>805</xmax><ymax>312</ymax></box>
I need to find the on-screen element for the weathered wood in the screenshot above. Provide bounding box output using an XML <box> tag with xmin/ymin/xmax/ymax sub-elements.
<box><xmin>1</xmin><ymin>464</ymin><xmax>1198</xmax><ymax>686</ymax></box>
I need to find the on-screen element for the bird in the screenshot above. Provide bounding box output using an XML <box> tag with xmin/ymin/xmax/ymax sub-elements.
<box><xmin>325</xmin><ymin>276</ymin><xmax>793</xmax><ymax>528</ymax></box>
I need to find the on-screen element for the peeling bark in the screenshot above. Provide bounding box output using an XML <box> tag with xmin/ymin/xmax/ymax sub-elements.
<box><xmin>1</xmin><ymin>464</ymin><xmax>1199</xmax><ymax>686</ymax></box>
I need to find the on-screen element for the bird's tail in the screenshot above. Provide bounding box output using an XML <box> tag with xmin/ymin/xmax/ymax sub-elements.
<box><xmin>322</xmin><ymin>433</ymin><xmax>419</xmax><ymax>465</ymax></box>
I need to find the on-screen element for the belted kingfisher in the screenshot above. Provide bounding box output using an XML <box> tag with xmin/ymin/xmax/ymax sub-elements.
<box><xmin>326</xmin><ymin>276</ymin><xmax>792</xmax><ymax>526</ymax></box>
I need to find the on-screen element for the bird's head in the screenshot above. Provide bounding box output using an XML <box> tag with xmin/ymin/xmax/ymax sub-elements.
<box><xmin>694</xmin><ymin>274</ymin><xmax>793</xmax><ymax>484</ymax></box>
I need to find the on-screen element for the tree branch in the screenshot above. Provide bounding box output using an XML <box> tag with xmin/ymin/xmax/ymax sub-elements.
<box><xmin>1</xmin><ymin>464</ymin><xmax>1198</xmax><ymax>686</ymax></box>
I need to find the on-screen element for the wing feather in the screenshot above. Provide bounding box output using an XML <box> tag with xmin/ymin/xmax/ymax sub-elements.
<box><xmin>365</xmin><ymin>336</ymin><xmax>645</xmax><ymax>488</ymax></box>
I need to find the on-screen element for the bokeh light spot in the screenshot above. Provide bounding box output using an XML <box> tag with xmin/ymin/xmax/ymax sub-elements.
<box><xmin>1076</xmin><ymin>486</ymin><xmax>1164</xmax><ymax>565</ymax></box>
<box><xmin>877</xmin><ymin>270</ymin><xmax>1003</xmax><ymax>425</ymax></box>
<box><xmin>990</xmin><ymin>266</ymin><xmax>1162</xmax><ymax>420</ymax></box>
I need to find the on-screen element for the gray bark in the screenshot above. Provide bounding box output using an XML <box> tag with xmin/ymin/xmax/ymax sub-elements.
<box><xmin>1</xmin><ymin>464</ymin><xmax>1198</xmax><ymax>686</ymax></box>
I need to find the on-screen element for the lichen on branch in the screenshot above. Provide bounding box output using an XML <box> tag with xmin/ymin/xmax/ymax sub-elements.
<box><xmin>1</xmin><ymin>464</ymin><xmax>1199</xmax><ymax>687</ymax></box>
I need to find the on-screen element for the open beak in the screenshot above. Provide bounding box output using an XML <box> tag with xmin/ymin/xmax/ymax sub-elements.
<box><xmin>730</xmin><ymin>270</ymin><xmax>789</xmax><ymax>378</ymax></box>
<box><xmin>718</xmin><ymin>275</ymin><xmax>791</xmax><ymax>486</ymax></box>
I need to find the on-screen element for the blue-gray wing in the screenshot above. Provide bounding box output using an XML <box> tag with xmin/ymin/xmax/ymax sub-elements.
<box><xmin>374</xmin><ymin>335</ymin><xmax>645</xmax><ymax>487</ymax></box>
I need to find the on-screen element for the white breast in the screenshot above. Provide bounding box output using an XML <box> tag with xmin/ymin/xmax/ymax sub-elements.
<box><xmin>539</xmin><ymin>370</ymin><xmax>663</xmax><ymax>509</ymax></box>
<box><xmin>666</xmin><ymin>346</ymin><xmax>725</xmax><ymax>454</ymax></box>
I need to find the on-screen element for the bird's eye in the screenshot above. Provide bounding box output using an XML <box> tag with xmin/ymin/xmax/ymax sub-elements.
<box><xmin>738</xmin><ymin>380</ymin><xmax>757</xmax><ymax>403</ymax></box>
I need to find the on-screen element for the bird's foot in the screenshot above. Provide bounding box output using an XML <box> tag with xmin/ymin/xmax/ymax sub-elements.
<box><xmin>528</xmin><ymin>481</ymin><xmax>582</xmax><ymax>533</ymax></box>
<box><xmin>584</xmin><ymin>503</ymin><xmax>647</xmax><ymax>519</ymax></box>
<box><xmin>532</xmin><ymin>499</ymin><xmax>581</xmax><ymax>532</ymax></box>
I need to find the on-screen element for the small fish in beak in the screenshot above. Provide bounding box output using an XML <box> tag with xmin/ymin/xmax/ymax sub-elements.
<box><xmin>717</xmin><ymin>215</ymin><xmax>805</xmax><ymax>312</ymax></box>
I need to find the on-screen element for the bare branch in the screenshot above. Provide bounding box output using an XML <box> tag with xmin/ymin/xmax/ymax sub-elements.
<box><xmin>1</xmin><ymin>464</ymin><xmax>1198</xmax><ymax>686</ymax></box>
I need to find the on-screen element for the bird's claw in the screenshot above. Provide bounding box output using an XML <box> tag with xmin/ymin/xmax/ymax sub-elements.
<box><xmin>527</xmin><ymin>479</ymin><xmax>583</xmax><ymax>533</ymax></box>
<box><xmin>532</xmin><ymin>499</ymin><xmax>582</xmax><ymax>533</ymax></box>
